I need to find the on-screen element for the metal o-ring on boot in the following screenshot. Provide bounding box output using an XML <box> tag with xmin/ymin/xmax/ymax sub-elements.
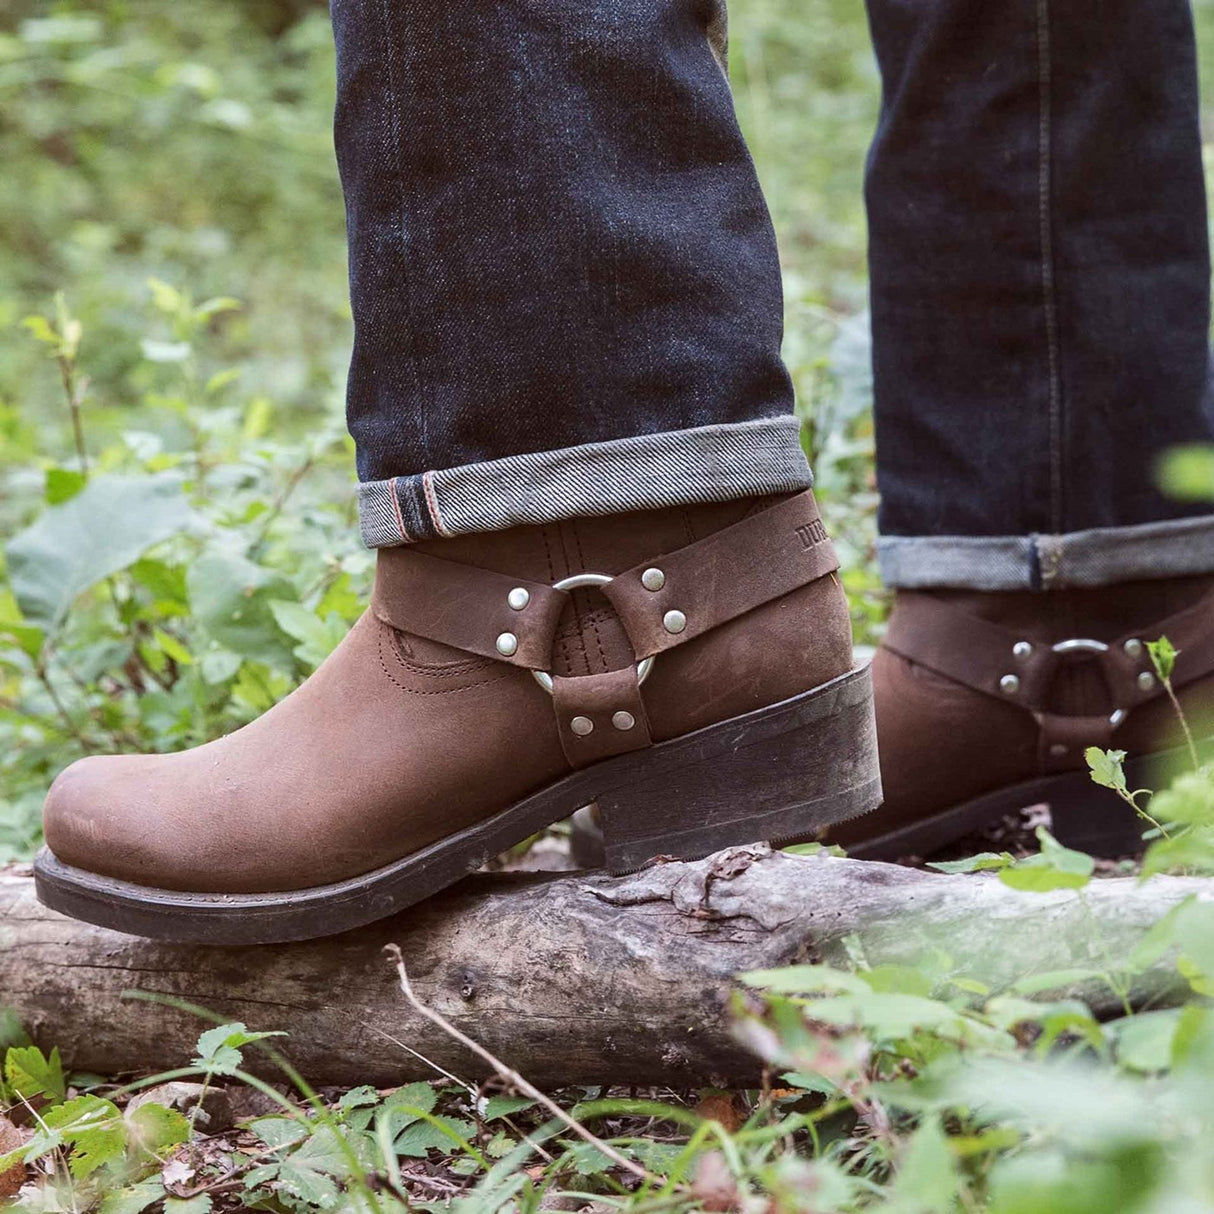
<box><xmin>530</xmin><ymin>572</ymin><xmax>655</xmax><ymax>695</ymax></box>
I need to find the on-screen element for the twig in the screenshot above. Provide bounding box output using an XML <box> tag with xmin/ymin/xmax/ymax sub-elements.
<box><xmin>1162</xmin><ymin>675</ymin><xmax>1201</xmax><ymax>774</ymax></box>
<box><xmin>253</xmin><ymin>453</ymin><xmax>316</xmax><ymax>548</ymax></box>
<box><xmin>34</xmin><ymin>663</ymin><xmax>94</xmax><ymax>753</ymax></box>
<box><xmin>383</xmin><ymin>944</ymin><xmax>654</xmax><ymax>1185</ymax></box>
<box><xmin>56</xmin><ymin>357</ymin><xmax>88</xmax><ymax>479</ymax></box>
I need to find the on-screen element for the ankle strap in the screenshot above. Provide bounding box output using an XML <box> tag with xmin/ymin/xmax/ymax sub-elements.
<box><xmin>883</xmin><ymin>589</ymin><xmax>1214</xmax><ymax>770</ymax></box>
<box><xmin>371</xmin><ymin>492</ymin><xmax>839</xmax><ymax>766</ymax></box>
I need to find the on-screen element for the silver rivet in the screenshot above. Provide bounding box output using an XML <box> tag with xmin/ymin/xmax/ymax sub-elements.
<box><xmin>1138</xmin><ymin>671</ymin><xmax>1156</xmax><ymax>692</ymax></box>
<box><xmin>612</xmin><ymin>711</ymin><xmax>636</xmax><ymax>731</ymax></box>
<box><xmin>570</xmin><ymin>716</ymin><xmax>594</xmax><ymax>736</ymax></box>
<box><xmin>663</xmin><ymin>609</ymin><xmax>687</xmax><ymax>635</ymax></box>
<box><xmin>1000</xmin><ymin>674</ymin><xmax>1020</xmax><ymax>696</ymax></box>
<box><xmin>1050</xmin><ymin>743</ymin><xmax>1068</xmax><ymax>758</ymax></box>
<box><xmin>641</xmin><ymin>568</ymin><xmax>666</xmax><ymax>592</ymax></box>
<box><xmin>495</xmin><ymin>632</ymin><xmax>518</xmax><ymax>657</ymax></box>
<box><xmin>1124</xmin><ymin>638</ymin><xmax>1144</xmax><ymax>659</ymax></box>
<box><xmin>1012</xmin><ymin>641</ymin><xmax>1033</xmax><ymax>659</ymax></box>
<box><xmin>507</xmin><ymin>587</ymin><xmax>530</xmax><ymax>611</ymax></box>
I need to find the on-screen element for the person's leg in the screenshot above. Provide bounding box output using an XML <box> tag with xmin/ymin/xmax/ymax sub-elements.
<box><xmin>333</xmin><ymin>0</ymin><xmax>807</xmax><ymax>545</ymax></box>
<box><xmin>37</xmin><ymin>0</ymin><xmax>880</xmax><ymax>941</ymax></box>
<box><xmin>838</xmin><ymin>0</ymin><xmax>1214</xmax><ymax>859</ymax></box>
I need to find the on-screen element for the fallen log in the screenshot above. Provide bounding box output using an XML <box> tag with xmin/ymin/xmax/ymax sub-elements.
<box><xmin>2</xmin><ymin>847</ymin><xmax>1211</xmax><ymax>1087</ymax></box>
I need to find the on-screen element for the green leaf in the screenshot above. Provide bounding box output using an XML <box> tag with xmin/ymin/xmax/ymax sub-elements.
<box><xmin>484</xmin><ymin>1128</ymin><xmax>516</xmax><ymax>1158</ymax></box>
<box><xmin>98</xmin><ymin>1178</ymin><xmax>166</xmax><ymax>1214</ymax></box>
<box><xmin>337</xmin><ymin>1085</ymin><xmax>380</xmax><ymax>1111</ymax></box>
<box><xmin>999</xmin><ymin>828</ymin><xmax>1094</xmax><ymax>892</ymax></box>
<box><xmin>42</xmin><ymin>1093</ymin><xmax>125</xmax><ymax>1178</ymax></box>
<box><xmin>384</xmin><ymin>1081</ymin><xmax>439</xmax><ymax>1124</ymax></box>
<box><xmin>859</xmin><ymin>965</ymin><xmax>935</xmax><ymax>997</ymax></box>
<box><xmin>0</xmin><ymin>1010</ymin><xmax>31</xmax><ymax>1052</ymax></box>
<box><xmin>1106</xmin><ymin>1010</ymin><xmax>1180</xmax><ymax>1074</ymax></box>
<box><xmin>249</xmin><ymin>1116</ymin><xmax>309</xmax><ymax>1149</ymax></box>
<box><xmin>154</xmin><ymin>628</ymin><xmax>193</xmax><ymax>666</ymax></box>
<box><xmin>927</xmin><ymin>851</ymin><xmax>1015</xmax><ymax>874</ymax></box>
<box><xmin>195</xmin><ymin>296</ymin><xmax>242</xmax><ymax>321</ymax></box>
<box><xmin>1147</xmin><ymin>636</ymin><xmax>1178</xmax><ymax>682</ymax></box>
<box><xmin>164</xmin><ymin>1198</ymin><xmax>213</xmax><ymax>1214</ymax></box>
<box><xmin>887</xmin><ymin>1117</ymin><xmax>957</xmax><ymax>1213</ymax></box>
<box><xmin>267</xmin><ymin>600</ymin><xmax>346</xmax><ymax>668</ymax></box>
<box><xmin>199</xmin><ymin>648</ymin><xmax>242</xmax><ymax>685</ymax></box>
<box><xmin>193</xmin><ymin>1022</ymin><xmax>284</xmax><ymax>1073</ymax></box>
<box><xmin>1008</xmin><ymin>969</ymin><xmax>1106</xmax><ymax>997</ymax></box>
<box><xmin>1148</xmin><ymin>770</ymin><xmax>1214</xmax><ymax>828</ymax></box>
<box><xmin>206</xmin><ymin>367</ymin><xmax>243</xmax><ymax>397</ymax></box>
<box><xmin>21</xmin><ymin>314</ymin><xmax>59</xmax><ymax>346</ymax></box>
<box><xmin>5</xmin><ymin>1043</ymin><xmax>66</xmax><ymax>1103</ymax></box>
<box><xmin>394</xmin><ymin>1115</ymin><xmax>475</xmax><ymax>1157</ymax></box>
<box><xmin>276</xmin><ymin>1126</ymin><xmax>353</xmax><ymax>1207</ymax></box>
<box><xmin>126</xmin><ymin>1101</ymin><xmax>191</xmax><ymax>1156</ymax></box>
<box><xmin>482</xmin><ymin>1094</ymin><xmax>537</xmax><ymax>1121</ymax></box>
<box><xmin>45</xmin><ymin>467</ymin><xmax>87</xmax><ymax>506</ymax></box>
<box><xmin>129</xmin><ymin>557</ymin><xmax>189</xmax><ymax>606</ymax></box>
<box><xmin>1157</xmin><ymin>443</ymin><xmax>1214</xmax><ymax>502</ymax></box>
<box><xmin>560</xmin><ymin>1139</ymin><xmax>616</xmax><ymax>1176</ymax></box>
<box><xmin>1086</xmin><ymin>748</ymin><xmax>1128</xmax><ymax>794</ymax></box>
<box><xmin>147</xmin><ymin>277</ymin><xmax>184</xmax><ymax>315</ymax></box>
<box><xmin>187</xmin><ymin>553</ymin><xmax>297</xmax><ymax>669</ymax></box>
<box><xmin>0</xmin><ymin>591</ymin><xmax>44</xmax><ymax>660</ymax></box>
<box><xmin>5</xmin><ymin>473</ymin><xmax>193</xmax><ymax>632</ymax></box>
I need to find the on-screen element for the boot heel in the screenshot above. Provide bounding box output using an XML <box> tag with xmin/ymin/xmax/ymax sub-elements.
<box><xmin>1047</xmin><ymin>771</ymin><xmax>1147</xmax><ymax>858</ymax></box>
<box><xmin>595</xmin><ymin>664</ymin><xmax>881</xmax><ymax>873</ymax></box>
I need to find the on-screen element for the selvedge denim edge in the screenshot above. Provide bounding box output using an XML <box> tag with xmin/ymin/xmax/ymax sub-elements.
<box><xmin>878</xmin><ymin>513</ymin><xmax>1214</xmax><ymax>591</ymax></box>
<box><xmin>358</xmin><ymin>416</ymin><xmax>812</xmax><ymax>547</ymax></box>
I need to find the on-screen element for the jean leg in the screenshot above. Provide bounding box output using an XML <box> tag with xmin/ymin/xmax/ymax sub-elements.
<box><xmin>865</xmin><ymin>0</ymin><xmax>1214</xmax><ymax>588</ymax></box>
<box><xmin>329</xmin><ymin>0</ymin><xmax>811</xmax><ymax>545</ymax></box>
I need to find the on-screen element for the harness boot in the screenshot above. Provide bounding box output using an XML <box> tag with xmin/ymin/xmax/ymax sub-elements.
<box><xmin>830</xmin><ymin>575</ymin><xmax>1214</xmax><ymax>860</ymax></box>
<box><xmin>37</xmin><ymin>491</ymin><xmax>881</xmax><ymax>943</ymax></box>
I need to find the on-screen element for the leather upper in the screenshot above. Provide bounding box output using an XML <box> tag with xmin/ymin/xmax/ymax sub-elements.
<box><xmin>43</xmin><ymin>493</ymin><xmax>855</xmax><ymax>893</ymax></box>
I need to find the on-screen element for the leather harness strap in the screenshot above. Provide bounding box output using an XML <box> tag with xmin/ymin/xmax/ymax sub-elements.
<box><xmin>883</xmin><ymin>589</ymin><xmax>1214</xmax><ymax>773</ymax></box>
<box><xmin>551</xmin><ymin>666</ymin><xmax>653</xmax><ymax>767</ymax></box>
<box><xmin>370</xmin><ymin>491</ymin><xmax>838</xmax><ymax>768</ymax></box>
<box><xmin>601</xmin><ymin>492</ymin><xmax>839</xmax><ymax>659</ymax></box>
<box><xmin>371</xmin><ymin>551</ymin><xmax>567</xmax><ymax>671</ymax></box>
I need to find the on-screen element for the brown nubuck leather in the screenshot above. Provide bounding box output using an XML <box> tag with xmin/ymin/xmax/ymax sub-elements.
<box><xmin>36</xmin><ymin>491</ymin><xmax>881</xmax><ymax>944</ymax></box>
<box><xmin>830</xmin><ymin>575</ymin><xmax>1214</xmax><ymax>860</ymax></box>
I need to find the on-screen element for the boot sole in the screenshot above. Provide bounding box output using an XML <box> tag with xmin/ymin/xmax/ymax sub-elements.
<box><xmin>33</xmin><ymin>664</ymin><xmax>881</xmax><ymax>945</ymax></box>
<box><xmin>845</xmin><ymin>736</ymin><xmax>1212</xmax><ymax>863</ymax></box>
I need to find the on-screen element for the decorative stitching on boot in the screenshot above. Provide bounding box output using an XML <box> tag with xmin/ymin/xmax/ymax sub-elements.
<box><xmin>377</xmin><ymin>621</ymin><xmax>506</xmax><ymax>696</ymax></box>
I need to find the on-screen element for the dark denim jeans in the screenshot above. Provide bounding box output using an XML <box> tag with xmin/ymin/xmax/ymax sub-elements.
<box><xmin>329</xmin><ymin>0</ymin><xmax>1214</xmax><ymax>589</ymax></box>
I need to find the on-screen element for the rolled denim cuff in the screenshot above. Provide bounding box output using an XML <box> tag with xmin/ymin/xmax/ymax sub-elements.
<box><xmin>358</xmin><ymin>417</ymin><xmax>812</xmax><ymax>547</ymax></box>
<box><xmin>878</xmin><ymin>514</ymin><xmax>1214</xmax><ymax>591</ymax></box>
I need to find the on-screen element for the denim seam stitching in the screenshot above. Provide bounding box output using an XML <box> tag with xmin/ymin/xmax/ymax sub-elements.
<box><xmin>389</xmin><ymin>476</ymin><xmax>411</xmax><ymax>543</ymax></box>
<box><xmin>1036</xmin><ymin>0</ymin><xmax>1065</xmax><ymax>541</ymax></box>
<box><xmin>422</xmin><ymin>469</ymin><xmax>453</xmax><ymax>537</ymax></box>
<box><xmin>376</xmin><ymin>0</ymin><xmax>427</xmax><ymax>465</ymax></box>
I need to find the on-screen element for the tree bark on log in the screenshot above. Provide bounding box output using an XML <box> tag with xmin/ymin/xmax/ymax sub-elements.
<box><xmin>2</xmin><ymin>847</ymin><xmax>1211</xmax><ymax>1088</ymax></box>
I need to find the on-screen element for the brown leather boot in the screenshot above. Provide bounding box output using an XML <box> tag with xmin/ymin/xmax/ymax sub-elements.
<box><xmin>831</xmin><ymin>575</ymin><xmax>1214</xmax><ymax>861</ymax></box>
<box><xmin>36</xmin><ymin>491</ymin><xmax>880</xmax><ymax>943</ymax></box>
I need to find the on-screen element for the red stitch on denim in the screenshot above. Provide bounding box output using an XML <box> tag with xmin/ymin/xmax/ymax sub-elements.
<box><xmin>389</xmin><ymin>477</ymin><xmax>410</xmax><ymax>543</ymax></box>
<box><xmin>422</xmin><ymin>471</ymin><xmax>453</xmax><ymax>538</ymax></box>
